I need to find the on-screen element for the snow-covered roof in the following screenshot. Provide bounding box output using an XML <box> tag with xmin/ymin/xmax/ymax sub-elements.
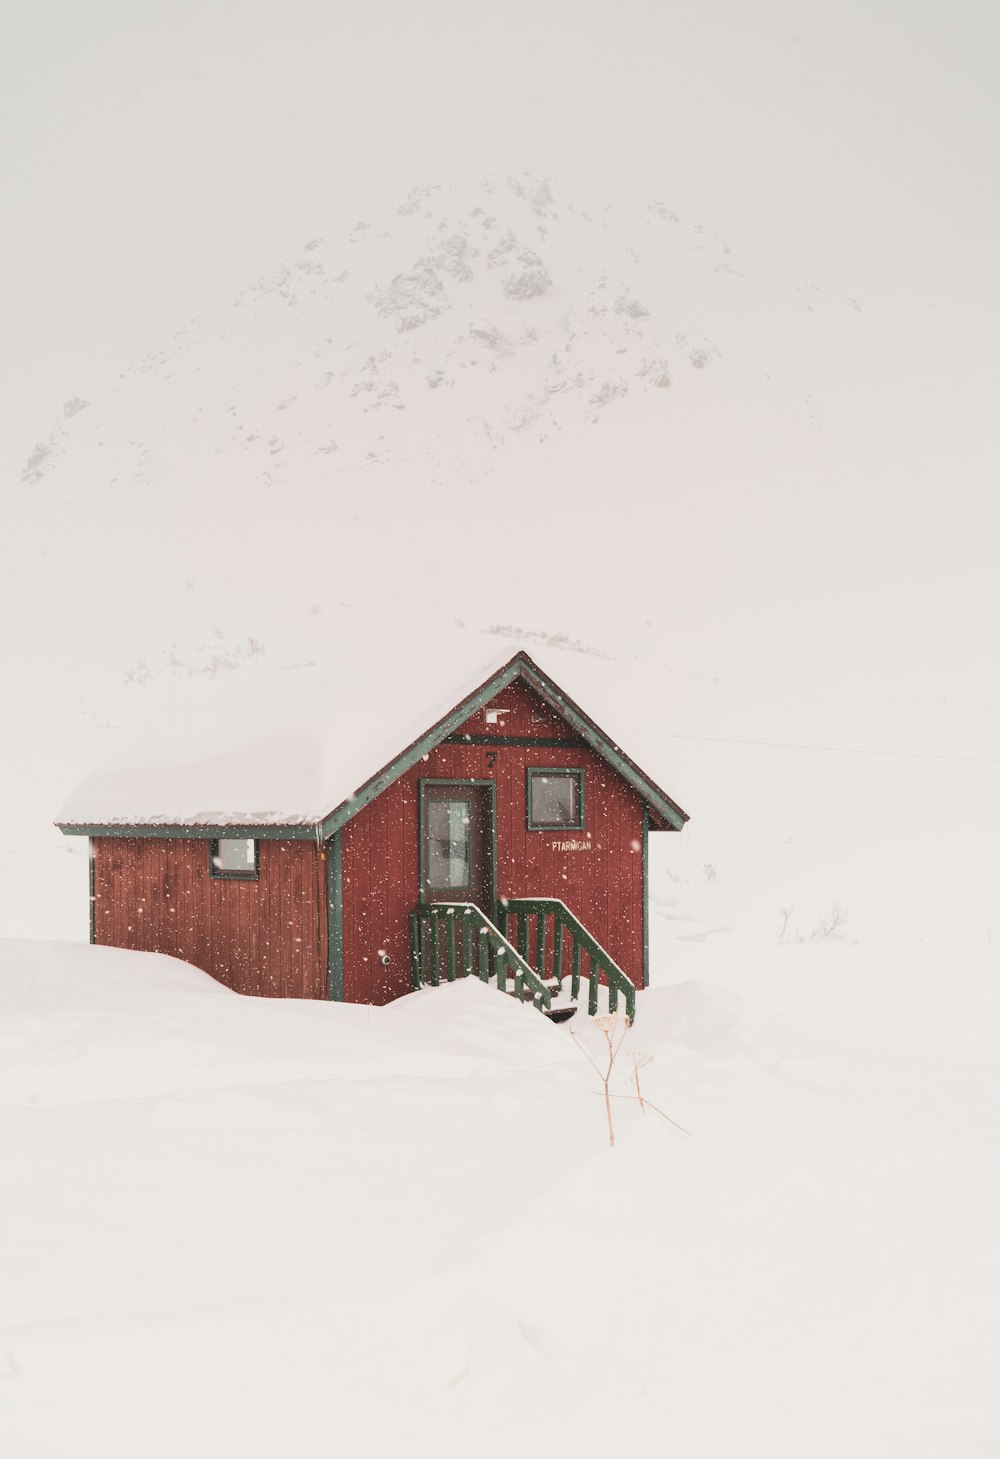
<box><xmin>56</xmin><ymin>641</ymin><xmax>688</xmax><ymax>835</ymax></box>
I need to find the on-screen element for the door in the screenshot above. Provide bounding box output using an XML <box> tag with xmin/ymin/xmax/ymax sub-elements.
<box><xmin>420</xmin><ymin>781</ymin><xmax>494</xmax><ymax>916</ymax></box>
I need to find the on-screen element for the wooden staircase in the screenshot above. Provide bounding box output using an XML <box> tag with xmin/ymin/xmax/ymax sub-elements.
<box><xmin>409</xmin><ymin>903</ymin><xmax>554</xmax><ymax>1011</ymax></box>
<box><xmin>409</xmin><ymin>897</ymin><xmax>636</xmax><ymax>1022</ymax></box>
<box><xmin>501</xmin><ymin>898</ymin><xmax>636</xmax><ymax>1023</ymax></box>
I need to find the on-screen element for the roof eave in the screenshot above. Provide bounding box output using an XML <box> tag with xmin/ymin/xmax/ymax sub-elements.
<box><xmin>318</xmin><ymin>657</ymin><xmax>525</xmax><ymax>839</ymax></box>
<box><xmin>55</xmin><ymin>821</ymin><xmax>319</xmax><ymax>840</ymax></box>
<box><xmin>515</xmin><ymin>656</ymin><xmax>689</xmax><ymax>831</ymax></box>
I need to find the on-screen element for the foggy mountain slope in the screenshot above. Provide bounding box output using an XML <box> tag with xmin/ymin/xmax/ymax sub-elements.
<box><xmin>25</xmin><ymin>173</ymin><xmax>845</xmax><ymax>496</ymax></box>
<box><xmin>10</xmin><ymin>171</ymin><xmax>863</xmax><ymax>711</ymax></box>
<box><xmin>17</xmin><ymin>169</ymin><xmax>867</xmax><ymax>655</ymax></box>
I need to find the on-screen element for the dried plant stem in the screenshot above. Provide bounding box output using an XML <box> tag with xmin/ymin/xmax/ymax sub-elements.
<box><xmin>629</xmin><ymin>1051</ymin><xmax>653</xmax><ymax>1112</ymax></box>
<box><xmin>571</xmin><ymin>1014</ymin><xmax>631</xmax><ymax>1148</ymax></box>
<box><xmin>596</xmin><ymin>1091</ymin><xmax>691</xmax><ymax>1136</ymax></box>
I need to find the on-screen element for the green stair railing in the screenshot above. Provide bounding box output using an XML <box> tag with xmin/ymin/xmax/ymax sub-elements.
<box><xmin>500</xmin><ymin>897</ymin><xmax>637</xmax><ymax>1023</ymax></box>
<box><xmin>409</xmin><ymin>903</ymin><xmax>554</xmax><ymax>1012</ymax></box>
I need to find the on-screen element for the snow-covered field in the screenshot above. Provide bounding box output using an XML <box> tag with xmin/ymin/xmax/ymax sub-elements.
<box><xmin>3</xmin><ymin>929</ymin><xmax>997</xmax><ymax>1458</ymax></box>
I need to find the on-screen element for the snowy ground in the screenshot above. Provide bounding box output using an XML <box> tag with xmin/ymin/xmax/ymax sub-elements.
<box><xmin>3</xmin><ymin>928</ymin><xmax>998</xmax><ymax>1458</ymax></box>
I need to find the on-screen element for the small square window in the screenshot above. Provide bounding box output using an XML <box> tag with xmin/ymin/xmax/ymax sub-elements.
<box><xmin>210</xmin><ymin>838</ymin><xmax>258</xmax><ymax>879</ymax></box>
<box><xmin>527</xmin><ymin>769</ymin><xmax>585</xmax><ymax>830</ymax></box>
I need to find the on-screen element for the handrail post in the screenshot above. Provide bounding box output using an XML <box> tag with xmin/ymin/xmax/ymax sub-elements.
<box><xmin>409</xmin><ymin>910</ymin><xmax>422</xmax><ymax>989</ymax></box>
<box><xmin>446</xmin><ymin>913</ymin><xmax>457</xmax><ymax>982</ymax></box>
<box><xmin>504</xmin><ymin>896</ymin><xmax>638</xmax><ymax>1024</ymax></box>
<box><xmin>408</xmin><ymin>901</ymin><xmax>553</xmax><ymax>1011</ymax></box>
<box><xmin>431</xmin><ymin>910</ymin><xmax>441</xmax><ymax>987</ymax></box>
<box><xmin>463</xmin><ymin>907</ymin><xmax>474</xmax><ymax>977</ymax></box>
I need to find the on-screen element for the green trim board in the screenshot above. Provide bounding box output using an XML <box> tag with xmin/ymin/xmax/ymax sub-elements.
<box><xmin>88</xmin><ymin>838</ymin><xmax>95</xmax><ymax>945</ymax></box>
<box><xmin>642</xmin><ymin>806</ymin><xmax>649</xmax><ymax>990</ymax></box>
<box><xmin>444</xmin><ymin>734</ymin><xmax>586</xmax><ymax>748</ymax></box>
<box><xmin>58</xmin><ymin>822</ymin><xmax>316</xmax><ymax>840</ymax></box>
<box><xmin>326</xmin><ymin>832</ymin><xmax>344</xmax><ymax>1001</ymax></box>
<box><xmin>208</xmin><ymin>837</ymin><xmax>260</xmax><ymax>881</ymax></box>
<box><xmin>418</xmin><ymin>779</ymin><xmax>497</xmax><ymax>923</ymax></box>
<box><xmin>525</xmin><ymin>767</ymin><xmax>586</xmax><ymax>831</ymax></box>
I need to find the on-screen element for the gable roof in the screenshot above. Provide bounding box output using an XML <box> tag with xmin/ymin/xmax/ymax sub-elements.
<box><xmin>317</xmin><ymin>652</ymin><xmax>687</xmax><ymax>836</ymax></box>
<box><xmin>57</xmin><ymin>649</ymin><xmax>689</xmax><ymax>836</ymax></box>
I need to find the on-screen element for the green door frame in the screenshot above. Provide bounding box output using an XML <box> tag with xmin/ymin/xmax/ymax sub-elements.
<box><xmin>642</xmin><ymin>805</ymin><xmax>649</xmax><ymax>990</ymax></box>
<box><xmin>418</xmin><ymin>778</ymin><xmax>498</xmax><ymax>923</ymax></box>
<box><xmin>326</xmin><ymin>830</ymin><xmax>344</xmax><ymax>1001</ymax></box>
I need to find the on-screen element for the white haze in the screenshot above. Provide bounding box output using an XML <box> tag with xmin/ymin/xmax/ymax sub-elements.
<box><xmin>2</xmin><ymin>6</ymin><xmax>1000</xmax><ymax>1457</ymax></box>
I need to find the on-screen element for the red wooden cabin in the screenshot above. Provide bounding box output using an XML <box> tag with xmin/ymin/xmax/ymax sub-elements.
<box><xmin>57</xmin><ymin>652</ymin><xmax>688</xmax><ymax>1018</ymax></box>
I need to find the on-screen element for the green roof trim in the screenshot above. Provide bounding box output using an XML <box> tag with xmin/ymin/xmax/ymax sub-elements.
<box><xmin>327</xmin><ymin>829</ymin><xmax>344</xmax><ymax>1001</ymax></box>
<box><xmin>515</xmin><ymin>658</ymin><xmax>688</xmax><ymax>831</ymax></box>
<box><xmin>57</xmin><ymin>822</ymin><xmax>317</xmax><ymax>840</ymax></box>
<box><xmin>319</xmin><ymin>652</ymin><xmax>688</xmax><ymax>838</ymax></box>
<box><xmin>317</xmin><ymin>659</ymin><xmax>525</xmax><ymax>838</ymax></box>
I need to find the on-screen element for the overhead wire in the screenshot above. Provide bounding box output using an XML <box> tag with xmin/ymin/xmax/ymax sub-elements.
<box><xmin>628</xmin><ymin>728</ymin><xmax>1000</xmax><ymax>766</ymax></box>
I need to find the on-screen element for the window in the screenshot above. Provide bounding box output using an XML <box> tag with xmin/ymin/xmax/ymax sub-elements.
<box><xmin>426</xmin><ymin>800</ymin><xmax>472</xmax><ymax>889</ymax></box>
<box><xmin>210</xmin><ymin>837</ymin><xmax>258</xmax><ymax>880</ymax></box>
<box><xmin>526</xmin><ymin>768</ymin><xmax>585</xmax><ymax>830</ymax></box>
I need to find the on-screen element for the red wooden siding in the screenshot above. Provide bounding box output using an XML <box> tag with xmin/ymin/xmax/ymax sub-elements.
<box><xmin>340</xmin><ymin>679</ymin><xmax>645</xmax><ymax>1005</ymax></box>
<box><xmin>448</xmin><ymin>677</ymin><xmax>579</xmax><ymax>741</ymax></box>
<box><xmin>91</xmin><ymin>837</ymin><xmax>327</xmax><ymax>999</ymax></box>
<box><xmin>90</xmin><ymin>679</ymin><xmax>649</xmax><ymax>1007</ymax></box>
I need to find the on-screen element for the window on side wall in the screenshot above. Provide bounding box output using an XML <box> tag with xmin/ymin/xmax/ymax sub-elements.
<box><xmin>526</xmin><ymin>769</ymin><xmax>585</xmax><ymax>831</ymax></box>
<box><xmin>210</xmin><ymin>837</ymin><xmax>259</xmax><ymax>880</ymax></box>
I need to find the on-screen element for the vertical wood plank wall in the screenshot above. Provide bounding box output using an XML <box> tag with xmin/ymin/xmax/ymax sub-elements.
<box><xmin>91</xmin><ymin>837</ymin><xmax>327</xmax><ymax>999</ymax></box>
<box><xmin>341</xmin><ymin>679</ymin><xmax>647</xmax><ymax>1005</ymax></box>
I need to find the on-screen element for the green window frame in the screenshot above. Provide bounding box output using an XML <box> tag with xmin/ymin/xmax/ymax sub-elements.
<box><xmin>209</xmin><ymin>837</ymin><xmax>259</xmax><ymax>881</ymax></box>
<box><xmin>526</xmin><ymin>767</ymin><xmax>585</xmax><ymax>831</ymax></box>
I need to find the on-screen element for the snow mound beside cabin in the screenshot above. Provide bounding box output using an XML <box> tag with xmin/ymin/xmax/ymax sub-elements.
<box><xmin>0</xmin><ymin>939</ymin><xmax>561</xmax><ymax>1108</ymax></box>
